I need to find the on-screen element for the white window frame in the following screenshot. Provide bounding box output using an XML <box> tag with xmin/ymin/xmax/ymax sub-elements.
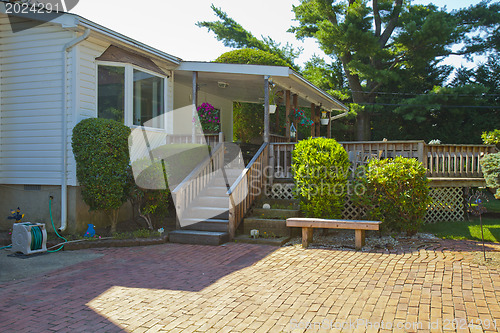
<box><xmin>96</xmin><ymin>61</ymin><xmax>169</xmax><ymax>132</ymax></box>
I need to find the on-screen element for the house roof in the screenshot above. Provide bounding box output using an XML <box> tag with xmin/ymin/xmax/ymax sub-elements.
<box><xmin>176</xmin><ymin>62</ymin><xmax>348</xmax><ymax>112</ymax></box>
<box><xmin>1</xmin><ymin>5</ymin><xmax>347</xmax><ymax>112</ymax></box>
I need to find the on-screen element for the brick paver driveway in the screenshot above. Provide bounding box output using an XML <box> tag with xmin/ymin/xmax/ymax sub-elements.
<box><xmin>1</xmin><ymin>241</ymin><xmax>499</xmax><ymax>332</ymax></box>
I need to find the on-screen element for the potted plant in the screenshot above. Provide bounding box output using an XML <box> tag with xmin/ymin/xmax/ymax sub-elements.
<box><xmin>197</xmin><ymin>102</ymin><xmax>221</xmax><ymax>134</ymax></box>
<box><xmin>320</xmin><ymin>111</ymin><xmax>329</xmax><ymax>125</ymax></box>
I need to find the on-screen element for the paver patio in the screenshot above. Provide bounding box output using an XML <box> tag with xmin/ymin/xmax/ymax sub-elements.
<box><xmin>0</xmin><ymin>240</ymin><xmax>499</xmax><ymax>333</ymax></box>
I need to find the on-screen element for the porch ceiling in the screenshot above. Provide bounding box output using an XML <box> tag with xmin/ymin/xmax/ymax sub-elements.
<box><xmin>175</xmin><ymin>62</ymin><xmax>348</xmax><ymax>112</ymax></box>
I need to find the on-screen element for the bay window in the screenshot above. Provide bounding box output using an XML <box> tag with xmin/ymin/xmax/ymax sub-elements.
<box><xmin>97</xmin><ymin>63</ymin><xmax>167</xmax><ymax>129</ymax></box>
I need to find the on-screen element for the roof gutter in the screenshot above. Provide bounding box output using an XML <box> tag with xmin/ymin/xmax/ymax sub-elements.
<box><xmin>59</xmin><ymin>28</ymin><xmax>91</xmax><ymax>232</ymax></box>
<box><xmin>288</xmin><ymin>70</ymin><xmax>349</xmax><ymax>112</ymax></box>
<box><xmin>330</xmin><ymin>110</ymin><xmax>349</xmax><ymax>121</ymax></box>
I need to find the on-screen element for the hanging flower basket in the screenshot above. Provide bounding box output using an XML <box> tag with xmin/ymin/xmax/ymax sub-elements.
<box><xmin>320</xmin><ymin>118</ymin><xmax>329</xmax><ymax>125</ymax></box>
<box><xmin>197</xmin><ymin>102</ymin><xmax>221</xmax><ymax>134</ymax></box>
<box><xmin>289</xmin><ymin>108</ymin><xmax>314</xmax><ymax>128</ymax></box>
<box><xmin>269</xmin><ymin>104</ymin><xmax>277</xmax><ymax>114</ymax></box>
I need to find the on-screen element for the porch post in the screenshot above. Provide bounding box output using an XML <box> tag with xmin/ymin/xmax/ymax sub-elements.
<box><xmin>315</xmin><ymin>107</ymin><xmax>321</xmax><ymax>137</ymax></box>
<box><xmin>285</xmin><ymin>90</ymin><xmax>291</xmax><ymax>140</ymax></box>
<box><xmin>264</xmin><ymin>76</ymin><xmax>270</xmax><ymax>143</ymax></box>
<box><xmin>310</xmin><ymin>103</ymin><xmax>316</xmax><ymax>138</ymax></box>
<box><xmin>327</xmin><ymin>111</ymin><xmax>332</xmax><ymax>138</ymax></box>
<box><xmin>292</xmin><ymin>94</ymin><xmax>298</xmax><ymax>141</ymax></box>
<box><xmin>192</xmin><ymin>71</ymin><xmax>198</xmax><ymax>143</ymax></box>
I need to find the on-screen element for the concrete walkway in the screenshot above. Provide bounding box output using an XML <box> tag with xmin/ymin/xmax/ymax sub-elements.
<box><xmin>0</xmin><ymin>241</ymin><xmax>499</xmax><ymax>332</ymax></box>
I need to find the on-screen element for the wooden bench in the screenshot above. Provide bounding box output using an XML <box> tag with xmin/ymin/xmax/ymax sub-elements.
<box><xmin>286</xmin><ymin>218</ymin><xmax>382</xmax><ymax>250</ymax></box>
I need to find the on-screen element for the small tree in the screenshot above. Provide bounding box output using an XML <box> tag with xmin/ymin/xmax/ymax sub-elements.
<box><xmin>72</xmin><ymin>118</ymin><xmax>130</xmax><ymax>233</ymax></box>
<box><xmin>481</xmin><ymin>153</ymin><xmax>500</xmax><ymax>199</ymax></box>
<box><xmin>292</xmin><ymin>138</ymin><xmax>350</xmax><ymax>219</ymax></box>
<box><xmin>353</xmin><ymin>157</ymin><xmax>431</xmax><ymax>235</ymax></box>
<box><xmin>128</xmin><ymin>159</ymin><xmax>171</xmax><ymax>230</ymax></box>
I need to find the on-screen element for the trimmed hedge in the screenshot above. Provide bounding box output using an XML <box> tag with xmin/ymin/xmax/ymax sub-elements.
<box><xmin>72</xmin><ymin>118</ymin><xmax>131</xmax><ymax>233</ymax></box>
<box><xmin>481</xmin><ymin>152</ymin><xmax>500</xmax><ymax>199</ymax></box>
<box><xmin>353</xmin><ymin>157</ymin><xmax>431</xmax><ymax>235</ymax></box>
<box><xmin>215</xmin><ymin>48</ymin><xmax>291</xmax><ymax>67</ymax></box>
<box><xmin>292</xmin><ymin>138</ymin><xmax>350</xmax><ymax>219</ymax></box>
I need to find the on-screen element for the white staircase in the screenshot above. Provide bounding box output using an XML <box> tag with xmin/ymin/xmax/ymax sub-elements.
<box><xmin>169</xmin><ymin>149</ymin><xmax>243</xmax><ymax>245</ymax></box>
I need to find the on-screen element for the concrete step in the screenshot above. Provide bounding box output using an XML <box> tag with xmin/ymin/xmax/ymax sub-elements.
<box><xmin>168</xmin><ymin>230</ymin><xmax>229</xmax><ymax>246</ymax></box>
<box><xmin>253</xmin><ymin>208</ymin><xmax>301</xmax><ymax>219</ymax></box>
<box><xmin>182</xmin><ymin>206</ymin><xmax>229</xmax><ymax>220</ymax></box>
<box><xmin>182</xmin><ymin>218</ymin><xmax>229</xmax><ymax>232</ymax></box>
<box><xmin>242</xmin><ymin>217</ymin><xmax>300</xmax><ymax>238</ymax></box>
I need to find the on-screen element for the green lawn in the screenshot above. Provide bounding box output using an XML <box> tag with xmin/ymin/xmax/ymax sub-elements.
<box><xmin>483</xmin><ymin>190</ymin><xmax>500</xmax><ymax>213</ymax></box>
<box><xmin>422</xmin><ymin>217</ymin><xmax>500</xmax><ymax>243</ymax></box>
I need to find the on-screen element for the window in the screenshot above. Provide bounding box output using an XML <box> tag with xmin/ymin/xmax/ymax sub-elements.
<box><xmin>98</xmin><ymin>66</ymin><xmax>125</xmax><ymax>122</ymax></box>
<box><xmin>97</xmin><ymin>64</ymin><xmax>167</xmax><ymax>129</ymax></box>
<box><xmin>133</xmin><ymin>70</ymin><xmax>165</xmax><ymax>128</ymax></box>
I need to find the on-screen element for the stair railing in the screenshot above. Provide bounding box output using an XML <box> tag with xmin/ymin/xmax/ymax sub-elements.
<box><xmin>171</xmin><ymin>141</ymin><xmax>225</xmax><ymax>225</ymax></box>
<box><xmin>227</xmin><ymin>142</ymin><xmax>269</xmax><ymax>239</ymax></box>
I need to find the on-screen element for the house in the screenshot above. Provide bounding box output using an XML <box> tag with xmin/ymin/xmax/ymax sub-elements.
<box><xmin>0</xmin><ymin>5</ymin><xmax>348</xmax><ymax>234</ymax></box>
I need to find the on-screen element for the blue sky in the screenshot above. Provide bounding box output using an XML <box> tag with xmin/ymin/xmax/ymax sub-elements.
<box><xmin>72</xmin><ymin>0</ymin><xmax>484</xmax><ymax>69</ymax></box>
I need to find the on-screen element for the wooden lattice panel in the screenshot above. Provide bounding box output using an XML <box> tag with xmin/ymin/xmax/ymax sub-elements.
<box><xmin>425</xmin><ymin>187</ymin><xmax>464</xmax><ymax>223</ymax></box>
<box><xmin>266</xmin><ymin>184</ymin><xmax>296</xmax><ymax>200</ymax></box>
<box><xmin>342</xmin><ymin>198</ymin><xmax>367</xmax><ymax>220</ymax></box>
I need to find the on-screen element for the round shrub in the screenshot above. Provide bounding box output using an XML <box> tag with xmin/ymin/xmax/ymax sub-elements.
<box><xmin>292</xmin><ymin>138</ymin><xmax>350</xmax><ymax>219</ymax></box>
<box><xmin>72</xmin><ymin>118</ymin><xmax>131</xmax><ymax>233</ymax></box>
<box><xmin>480</xmin><ymin>152</ymin><xmax>500</xmax><ymax>199</ymax></box>
<box><xmin>353</xmin><ymin>157</ymin><xmax>431</xmax><ymax>235</ymax></box>
<box><xmin>215</xmin><ymin>48</ymin><xmax>291</xmax><ymax>67</ymax></box>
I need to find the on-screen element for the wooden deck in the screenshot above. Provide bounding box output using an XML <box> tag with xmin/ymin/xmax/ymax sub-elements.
<box><xmin>270</xmin><ymin>140</ymin><xmax>498</xmax><ymax>187</ymax></box>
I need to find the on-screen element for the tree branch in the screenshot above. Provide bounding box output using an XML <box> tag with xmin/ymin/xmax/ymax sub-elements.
<box><xmin>373</xmin><ymin>0</ymin><xmax>381</xmax><ymax>37</ymax></box>
<box><xmin>379</xmin><ymin>0</ymin><xmax>403</xmax><ymax>47</ymax></box>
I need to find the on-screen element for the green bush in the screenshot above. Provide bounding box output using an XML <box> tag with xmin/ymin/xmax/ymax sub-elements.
<box><xmin>353</xmin><ymin>157</ymin><xmax>431</xmax><ymax>235</ymax></box>
<box><xmin>292</xmin><ymin>138</ymin><xmax>350</xmax><ymax>219</ymax></box>
<box><xmin>215</xmin><ymin>48</ymin><xmax>291</xmax><ymax>67</ymax></box>
<box><xmin>72</xmin><ymin>118</ymin><xmax>131</xmax><ymax>233</ymax></box>
<box><xmin>481</xmin><ymin>153</ymin><xmax>500</xmax><ymax>199</ymax></box>
<box><xmin>482</xmin><ymin>129</ymin><xmax>500</xmax><ymax>146</ymax></box>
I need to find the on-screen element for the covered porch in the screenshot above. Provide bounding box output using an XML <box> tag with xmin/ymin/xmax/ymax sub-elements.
<box><xmin>172</xmin><ymin>62</ymin><xmax>348</xmax><ymax>144</ymax></box>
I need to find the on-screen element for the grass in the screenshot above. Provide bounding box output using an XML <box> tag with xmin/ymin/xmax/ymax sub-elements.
<box><xmin>422</xmin><ymin>217</ymin><xmax>500</xmax><ymax>243</ymax></box>
<box><xmin>483</xmin><ymin>190</ymin><xmax>500</xmax><ymax>213</ymax></box>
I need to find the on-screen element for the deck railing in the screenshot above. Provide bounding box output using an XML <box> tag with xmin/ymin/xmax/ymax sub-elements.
<box><xmin>270</xmin><ymin>141</ymin><xmax>497</xmax><ymax>180</ymax></box>
<box><xmin>171</xmin><ymin>141</ymin><xmax>225</xmax><ymax>223</ymax></box>
<box><xmin>227</xmin><ymin>143</ymin><xmax>269</xmax><ymax>239</ymax></box>
<box><xmin>166</xmin><ymin>133</ymin><xmax>223</xmax><ymax>148</ymax></box>
<box><xmin>270</xmin><ymin>134</ymin><xmax>289</xmax><ymax>143</ymax></box>
<box><xmin>425</xmin><ymin>144</ymin><xmax>497</xmax><ymax>178</ymax></box>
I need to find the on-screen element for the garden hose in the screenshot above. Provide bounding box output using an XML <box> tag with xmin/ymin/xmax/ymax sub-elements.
<box><xmin>0</xmin><ymin>244</ymin><xmax>12</xmax><ymax>250</ymax></box>
<box><xmin>48</xmin><ymin>197</ymin><xmax>67</xmax><ymax>252</ymax></box>
<box><xmin>30</xmin><ymin>226</ymin><xmax>43</xmax><ymax>251</ymax></box>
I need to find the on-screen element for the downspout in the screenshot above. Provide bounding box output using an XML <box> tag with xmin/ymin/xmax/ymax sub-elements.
<box><xmin>60</xmin><ymin>28</ymin><xmax>91</xmax><ymax>231</ymax></box>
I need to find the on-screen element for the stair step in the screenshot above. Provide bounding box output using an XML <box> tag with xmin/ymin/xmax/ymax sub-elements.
<box><xmin>201</xmin><ymin>186</ymin><xmax>230</xmax><ymax>197</ymax></box>
<box><xmin>182</xmin><ymin>218</ymin><xmax>229</xmax><ymax>232</ymax></box>
<box><xmin>168</xmin><ymin>230</ymin><xmax>229</xmax><ymax>246</ymax></box>
<box><xmin>182</xmin><ymin>207</ymin><xmax>229</xmax><ymax>220</ymax></box>
<box><xmin>195</xmin><ymin>196</ymin><xmax>229</xmax><ymax>207</ymax></box>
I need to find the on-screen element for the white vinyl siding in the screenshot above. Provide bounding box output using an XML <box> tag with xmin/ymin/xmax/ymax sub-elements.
<box><xmin>0</xmin><ymin>15</ymin><xmax>75</xmax><ymax>185</ymax></box>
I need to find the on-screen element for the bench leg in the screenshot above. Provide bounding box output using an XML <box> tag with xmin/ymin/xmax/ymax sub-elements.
<box><xmin>355</xmin><ymin>229</ymin><xmax>365</xmax><ymax>250</ymax></box>
<box><xmin>302</xmin><ymin>227</ymin><xmax>313</xmax><ymax>248</ymax></box>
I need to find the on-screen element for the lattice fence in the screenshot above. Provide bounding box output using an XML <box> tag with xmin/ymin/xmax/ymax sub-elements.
<box><xmin>266</xmin><ymin>183</ymin><xmax>465</xmax><ymax>223</ymax></box>
<box><xmin>425</xmin><ymin>187</ymin><xmax>464</xmax><ymax>223</ymax></box>
<box><xmin>265</xmin><ymin>183</ymin><xmax>296</xmax><ymax>200</ymax></box>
